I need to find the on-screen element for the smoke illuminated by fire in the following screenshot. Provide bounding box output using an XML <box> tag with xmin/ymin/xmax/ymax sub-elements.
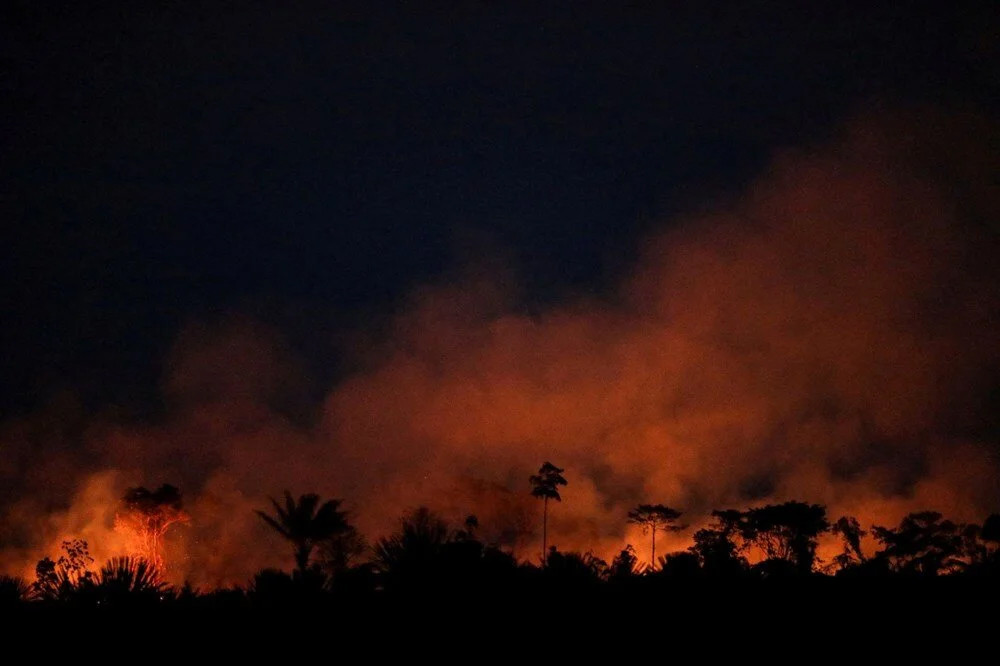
<box><xmin>1</xmin><ymin>106</ymin><xmax>998</xmax><ymax>584</ymax></box>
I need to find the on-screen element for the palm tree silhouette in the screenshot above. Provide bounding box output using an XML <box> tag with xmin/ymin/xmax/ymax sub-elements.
<box><xmin>256</xmin><ymin>491</ymin><xmax>350</xmax><ymax>575</ymax></box>
<box><xmin>529</xmin><ymin>461</ymin><xmax>567</xmax><ymax>567</ymax></box>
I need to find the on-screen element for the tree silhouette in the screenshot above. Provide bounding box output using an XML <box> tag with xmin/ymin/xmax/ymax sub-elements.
<box><xmin>256</xmin><ymin>491</ymin><xmax>350</xmax><ymax>576</ymax></box>
<box><xmin>373</xmin><ymin>506</ymin><xmax>450</xmax><ymax>588</ymax></box>
<box><xmin>689</xmin><ymin>509</ymin><xmax>748</xmax><ymax>576</ymax></box>
<box><xmin>740</xmin><ymin>502</ymin><xmax>829</xmax><ymax>574</ymax></box>
<box><xmin>12</xmin><ymin>490</ymin><xmax>1000</xmax><ymax>608</ymax></box>
<box><xmin>627</xmin><ymin>504</ymin><xmax>683</xmax><ymax>568</ymax></box>
<box><xmin>529</xmin><ymin>461</ymin><xmax>567</xmax><ymax>567</ymax></box>
<box><xmin>872</xmin><ymin>511</ymin><xmax>964</xmax><ymax>575</ymax></box>
<box><xmin>830</xmin><ymin>515</ymin><xmax>867</xmax><ymax>571</ymax></box>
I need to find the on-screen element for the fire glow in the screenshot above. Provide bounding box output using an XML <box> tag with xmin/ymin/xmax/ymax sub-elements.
<box><xmin>1</xmin><ymin>108</ymin><xmax>998</xmax><ymax>586</ymax></box>
<box><xmin>113</xmin><ymin>486</ymin><xmax>189</xmax><ymax>571</ymax></box>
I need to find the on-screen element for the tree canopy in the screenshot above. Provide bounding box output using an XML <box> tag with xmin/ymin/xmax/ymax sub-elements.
<box><xmin>256</xmin><ymin>491</ymin><xmax>351</xmax><ymax>574</ymax></box>
<box><xmin>529</xmin><ymin>462</ymin><xmax>568</xmax><ymax>501</ymax></box>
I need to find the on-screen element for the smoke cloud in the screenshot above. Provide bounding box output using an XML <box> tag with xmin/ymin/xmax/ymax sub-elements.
<box><xmin>2</xmin><ymin>106</ymin><xmax>998</xmax><ymax>584</ymax></box>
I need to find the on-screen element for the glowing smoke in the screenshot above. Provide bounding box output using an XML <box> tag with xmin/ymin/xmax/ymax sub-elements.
<box><xmin>1</xmin><ymin>107</ymin><xmax>998</xmax><ymax>584</ymax></box>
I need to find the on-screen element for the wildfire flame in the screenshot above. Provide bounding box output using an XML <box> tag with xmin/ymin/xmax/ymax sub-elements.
<box><xmin>1</xmin><ymin>109</ymin><xmax>998</xmax><ymax>587</ymax></box>
<box><xmin>113</xmin><ymin>485</ymin><xmax>189</xmax><ymax>571</ymax></box>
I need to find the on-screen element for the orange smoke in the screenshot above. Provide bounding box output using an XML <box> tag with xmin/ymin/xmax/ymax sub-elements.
<box><xmin>1</xmin><ymin>105</ymin><xmax>998</xmax><ymax>582</ymax></box>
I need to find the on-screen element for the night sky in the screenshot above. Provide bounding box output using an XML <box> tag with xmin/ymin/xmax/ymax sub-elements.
<box><xmin>3</xmin><ymin>3</ymin><xmax>998</xmax><ymax>418</ymax></box>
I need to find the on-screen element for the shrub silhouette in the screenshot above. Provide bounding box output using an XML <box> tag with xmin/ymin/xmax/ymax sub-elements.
<box><xmin>32</xmin><ymin>539</ymin><xmax>96</xmax><ymax>603</ymax></box>
<box><xmin>608</xmin><ymin>545</ymin><xmax>641</xmax><ymax>582</ymax></box>
<box><xmin>95</xmin><ymin>556</ymin><xmax>168</xmax><ymax>606</ymax></box>
<box><xmin>0</xmin><ymin>575</ymin><xmax>31</xmax><ymax>606</ymax></box>
<box><xmin>543</xmin><ymin>547</ymin><xmax>607</xmax><ymax>586</ymax></box>
<box><xmin>373</xmin><ymin>507</ymin><xmax>451</xmax><ymax>590</ymax></box>
<box><xmin>657</xmin><ymin>551</ymin><xmax>702</xmax><ymax>579</ymax></box>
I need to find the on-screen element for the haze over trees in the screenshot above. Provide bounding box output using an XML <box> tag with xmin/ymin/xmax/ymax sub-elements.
<box><xmin>3</xmin><ymin>473</ymin><xmax>1000</xmax><ymax>612</ymax></box>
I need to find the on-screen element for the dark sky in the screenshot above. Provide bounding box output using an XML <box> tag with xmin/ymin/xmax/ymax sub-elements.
<box><xmin>2</xmin><ymin>3</ymin><xmax>997</xmax><ymax>418</ymax></box>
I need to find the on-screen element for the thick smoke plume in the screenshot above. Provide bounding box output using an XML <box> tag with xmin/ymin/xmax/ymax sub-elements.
<box><xmin>2</xmin><ymin>107</ymin><xmax>998</xmax><ymax>584</ymax></box>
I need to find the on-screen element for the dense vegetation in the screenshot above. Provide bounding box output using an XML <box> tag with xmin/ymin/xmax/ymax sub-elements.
<box><xmin>3</xmin><ymin>464</ymin><xmax>999</xmax><ymax>612</ymax></box>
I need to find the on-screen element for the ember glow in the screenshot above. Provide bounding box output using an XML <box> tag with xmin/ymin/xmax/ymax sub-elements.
<box><xmin>1</xmin><ymin>108</ymin><xmax>998</xmax><ymax>585</ymax></box>
<box><xmin>113</xmin><ymin>486</ymin><xmax>188</xmax><ymax>571</ymax></box>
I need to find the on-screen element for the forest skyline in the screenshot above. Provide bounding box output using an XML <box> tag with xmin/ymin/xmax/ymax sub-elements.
<box><xmin>4</xmin><ymin>476</ymin><xmax>999</xmax><ymax>610</ymax></box>
<box><xmin>3</xmin><ymin>6</ymin><xmax>999</xmax><ymax>604</ymax></box>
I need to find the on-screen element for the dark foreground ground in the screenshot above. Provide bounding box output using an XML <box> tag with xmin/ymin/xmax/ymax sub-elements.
<box><xmin>6</xmin><ymin>578</ymin><xmax>996</xmax><ymax>649</ymax></box>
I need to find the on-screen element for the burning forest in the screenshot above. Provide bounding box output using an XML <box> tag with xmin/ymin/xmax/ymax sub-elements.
<box><xmin>2</xmin><ymin>3</ymin><xmax>1000</xmax><ymax>621</ymax></box>
<box><xmin>3</xmin><ymin>108</ymin><xmax>999</xmax><ymax>596</ymax></box>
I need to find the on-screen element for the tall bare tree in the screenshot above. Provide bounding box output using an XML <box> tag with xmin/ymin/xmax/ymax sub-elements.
<box><xmin>627</xmin><ymin>504</ymin><xmax>683</xmax><ymax>568</ymax></box>
<box><xmin>529</xmin><ymin>461</ymin><xmax>567</xmax><ymax>567</ymax></box>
